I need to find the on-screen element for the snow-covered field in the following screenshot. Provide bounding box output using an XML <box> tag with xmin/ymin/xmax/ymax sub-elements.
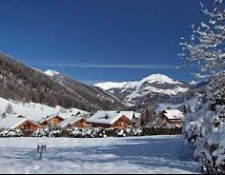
<box><xmin>0</xmin><ymin>136</ymin><xmax>199</xmax><ymax>174</ymax></box>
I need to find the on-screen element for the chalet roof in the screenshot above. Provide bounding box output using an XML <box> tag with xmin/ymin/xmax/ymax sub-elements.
<box><xmin>0</xmin><ymin>114</ymin><xmax>39</xmax><ymax>129</ymax></box>
<box><xmin>38</xmin><ymin>109</ymin><xmax>90</xmax><ymax>124</ymax></box>
<box><xmin>87</xmin><ymin>111</ymin><xmax>134</xmax><ymax>125</ymax></box>
<box><xmin>58</xmin><ymin>115</ymin><xmax>85</xmax><ymax>128</ymax></box>
<box><xmin>39</xmin><ymin>114</ymin><xmax>65</xmax><ymax>124</ymax></box>
<box><xmin>163</xmin><ymin>109</ymin><xmax>185</xmax><ymax>120</ymax></box>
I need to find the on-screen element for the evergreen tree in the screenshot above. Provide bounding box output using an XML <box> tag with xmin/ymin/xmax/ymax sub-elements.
<box><xmin>140</xmin><ymin>115</ymin><xmax>145</xmax><ymax>127</ymax></box>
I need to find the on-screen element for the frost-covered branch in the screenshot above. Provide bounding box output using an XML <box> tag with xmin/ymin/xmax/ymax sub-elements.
<box><xmin>180</xmin><ymin>0</ymin><xmax>225</xmax><ymax>76</ymax></box>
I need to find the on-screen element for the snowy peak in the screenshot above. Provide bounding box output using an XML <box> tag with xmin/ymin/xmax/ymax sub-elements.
<box><xmin>95</xmin><ymin>74</ymin><xmax>189</xmax><ymax>107</ymax></box>
<box><xmin>95</xmin><ymin>74</ymin><xmax>180</xmax><ymax>91</ymax></box>
<box><xmin>140</xmin><ymin>74</ymin><xmax>182</xmax><ymax>85</ymax></box>
<box><xmin>45</xmin><ymin>70</ymin><xmax>60</xmax><ymax>77</ymax></box>
<box><xmin>95</xmin><ymin>74</ymin><xmax>185</xmax><ymax>91</ymax></box>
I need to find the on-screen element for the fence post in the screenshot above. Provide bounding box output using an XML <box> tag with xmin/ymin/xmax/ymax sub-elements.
<box><xmin>37</xmin><ymin>143</ymin><xmax>47</xmax><ymax>160</ymax></box>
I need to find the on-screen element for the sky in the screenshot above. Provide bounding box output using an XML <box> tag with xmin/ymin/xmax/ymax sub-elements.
<box><xmin>0</xmin><ymin>0</ymin><xmax>212</xmax><ymax>84</ymax></box>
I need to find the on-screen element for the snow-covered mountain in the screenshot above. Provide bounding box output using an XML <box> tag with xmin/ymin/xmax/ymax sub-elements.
<box><xmin>0</xmin><ymin>53</ymin><xmax>122</xmax><ymax>111</ymax></box>
<box><xmin>95</xmin><ymin>74</ymin><xmax>189</xmax><ymax>107</ymax></box>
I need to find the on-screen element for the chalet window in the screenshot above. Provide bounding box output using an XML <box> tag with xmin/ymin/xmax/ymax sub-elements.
<box><xmin>119</xmin><ymin>119</ymin><xmax>124</xmax><ymax>126</ymax></box>
<box><xmin>20</xmin><ymin>124</ymin><xmax>30</xmax><ymax>130</ymax></box>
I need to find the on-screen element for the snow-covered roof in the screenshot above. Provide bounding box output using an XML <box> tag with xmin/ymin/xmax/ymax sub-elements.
<box><xmin>34</xmin><ymin>109</ymin><xmax>89</xmax><ymax>122</ymax></box>
<box><xmin>67</xmin><ymin>109</ymin><xmax>90</xmax><ymax>116</ymax></box>
<box><xmin>163</xmin><ymin>110</ymin><xmax>185</xmax><ymax>120</ymax></box>
<box><xmin>87</xmin><ymin>111</ymin><xmax>134</xmax><ymax>125</ymax></box>
<box><xmin>58</xmin><ymin>115</ymin><xmax>85</xmax><ymax>128</ymax></box>
<box><xmin>39</xmin><ymin>110</ymin><xmax>90</xmax><ymax>124</ymax></box>
<box><xmin>0</xmin><ymin>114</ymin><xmax>39</xmax><ymax>129</ymax></box>
<box><xmin>39</xmin><ymin>114</ymin><xmax>65</xmax><ymax>124</ymax></box>
<box><xmin>118</xmin><ymin>111</ymin><xmax>134</xmax><ymax>120</ymax></box>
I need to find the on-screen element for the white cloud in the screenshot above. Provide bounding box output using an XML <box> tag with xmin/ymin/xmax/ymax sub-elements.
<box><xmin>32</xmin><ymin>63</ymin><xmax>177</xmax><ymax>69</ymax></box>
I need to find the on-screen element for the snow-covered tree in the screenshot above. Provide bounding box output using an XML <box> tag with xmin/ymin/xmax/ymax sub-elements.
<box><xmin>140</xmin><ymin>108</ymin><xmax>156</xmax><ymax>127</ymax></box>
<box><xmin>180</xmin><ymin>0</ymin><xmax>225</xmax><ymax>106</ymax></box>
<box><xmin>180</xmin><ymin>0</ymin><xmax>225</xmax><ymax>173</ymax></box>
<box><xmin>180</xmin><ymin>0</ymin><xmax>225</xmax><ymax>78</ymax></box>
<box><xmin>5</xmin><ymin>103</ymin><xmax>14</xmax><ymax>114</ymax></box>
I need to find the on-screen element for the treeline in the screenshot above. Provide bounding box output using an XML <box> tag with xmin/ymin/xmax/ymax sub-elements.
<box><xmin>142</xmin><ymin>127</ymin><xmax>182</xmax><ymax>136</ymax></box>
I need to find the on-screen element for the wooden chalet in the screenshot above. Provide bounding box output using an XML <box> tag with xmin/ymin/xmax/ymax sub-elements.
<box><xmin>87</xmin><ymin>111</ymin><xmax>135</xmax><ymax>128</ymax></box>
<box><xmin>160</xmin><ymin>109</ymin><xmax>185</xmax><ymax>125</ymax></box>
<box><xmin>39</xmin><ymin>114</ymin><xmax>65</xmax><ymax>127</ymax></box>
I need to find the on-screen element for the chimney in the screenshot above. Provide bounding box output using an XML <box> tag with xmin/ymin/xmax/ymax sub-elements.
<box><xmin>105</xmin><ymin>114</ymin><xmax>109</xmax><ymax>119</ymax></box>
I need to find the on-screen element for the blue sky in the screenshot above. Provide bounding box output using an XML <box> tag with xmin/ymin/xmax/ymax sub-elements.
<box><xmin>0</xmin><ymin>0</ymin><xmax>211</xmax><ymax>84</ymax></box>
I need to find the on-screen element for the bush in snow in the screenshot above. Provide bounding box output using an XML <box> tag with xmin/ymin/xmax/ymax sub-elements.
<box><xmin>182</xmin><ymin>99</ymin><xmax>225</xmax><ymax>173</ymax></box>
<box><xmin>193</xmin><ymin>132</ymin><xmax>225</xmax><ymax>174</ymax></box>
<box><xmin>183</xmin><ymin>118</ymin><xmax>205</xmax><ymax>145</ymax></box>
<box><xmin>31</xmin><ymin>126</ymin><xmax>181</xmax><ymax>138</ymax></box>
<box><xmin>0</xmin><ymin>129</ymin><xmax>23</xmax><ymax>137</ymax></box>
<box><xmin>32</xmin><ymin>126</ymin><xmax>66</xmax><ymax>137</ymax></box>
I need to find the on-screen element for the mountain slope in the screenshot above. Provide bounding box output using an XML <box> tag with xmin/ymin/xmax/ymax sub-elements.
<box><xmin>95</xmin><ymin>74</ymin><xmax>189</xmax><ymax>107</ymax></box>
<box><xmin>0</xmin><ymin>53</ymin><xmax>122</xmax><ymax>111</ymax></box>
<box><xmin>0</xmin><ymin>96</ymin><xmax>90</xmax><ymax>122</ymax></box>
<box><xmin>44</xmin><ymin>70</ymin><xmax>122</xmax><ymax>110</ymax></box>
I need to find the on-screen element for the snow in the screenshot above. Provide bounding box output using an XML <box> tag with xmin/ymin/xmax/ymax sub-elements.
<box><xmin>140</xmin><ymin>86</ymin><xmax>188</xmax><ymax>95</ymax></box>
<box><xmin>134</xmin><ymin>112</ymin><xmax>141</xmax><ymax>119</ymax></box>
<box><xmin>156</xmin><ymin>97</ymin><xmax>200</xmax><ymax>114</ymax></box>
<box><xmin>163</xmin><ymin>110</ymin><xmax>185</xmax><ymax>120</ymax></box>
<box><xmin>126</xmin><ymin>86</ymin><xmax>188</xmax><ymax>100</ymax></box>
<box><xmin>95</xmin><ymin>74</ymin><xmax>184</xmax><ymax>91</ymax></box>
<box><xmin>44</xmin><ymin>70</ymin><xmax>60</xmax><ymax>77</ymax></box>
<box><xmin>140</xmin><ymin>74</ymin><xmax>183</xmax><ymax>85</ymax></box>
<box><xmin>0</xmin><ymin>136</ymin><xmax>198</xmax><ymax>174</ymax></box>
<box><xmin>189</xmin><ymin>81</ymin><xmax>198</xmax><ymax>85</ymax></box>
<box><xmin>95</xmin><ymin>81</ymin><xmax>139</xmax><ymax>91</ymax></box>
<box><xmin>39</xmin><ymin>114</ymin><xmax>65</xmax><ymax>124</ymax></box>
<box><xmin>87</xmin><ymin>111</ymin><xmax>135</xmax><ymax>125</ymax></box>
<box><xmin>0</xmin><ymin>97</ymin><xmax>89</xmax><ymax>122</ymax></box>
<box><xmin>117</xmin><ymin>111</ymin><xmax>135</xmax><ymax>120</ymax></box>
<box><xmin>95</xmin><ymin>74</ymin><xmax>189</xmax><ymax>107</ymax></box>
<box><xmin>58</xmin><ymin>115</ymin><xmax>84</xmax><ymax>128</ymax></box>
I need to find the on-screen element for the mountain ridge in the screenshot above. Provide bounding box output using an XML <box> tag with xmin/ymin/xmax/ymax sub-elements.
<box><xmin>95</xmin><ymin>74</ymin><xmax>190</xmax><ymax>107</ymax></box>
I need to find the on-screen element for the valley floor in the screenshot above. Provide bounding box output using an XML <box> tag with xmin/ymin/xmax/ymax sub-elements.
<box><xmin>0</xmin><ymin>136</ymin><xmax>199</xmax><ymax>174</ymax></box>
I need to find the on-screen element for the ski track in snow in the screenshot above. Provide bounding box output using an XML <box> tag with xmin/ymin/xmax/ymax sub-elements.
<box><xmin>0</xmin><ymin>136</ymin><xmax>199</xmax><ymax>174</ymax></box>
